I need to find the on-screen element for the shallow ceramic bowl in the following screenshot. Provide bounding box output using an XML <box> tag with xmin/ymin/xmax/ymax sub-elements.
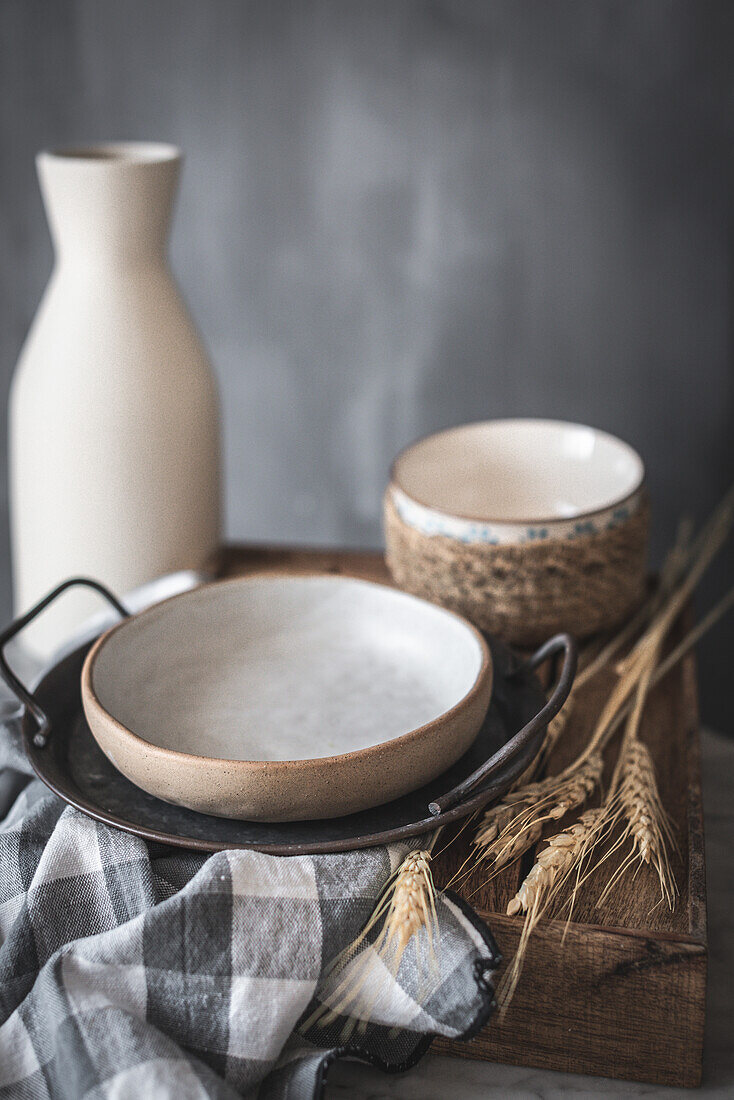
<box><xmin>385</xmin><ymin>418</ymin><xmax>648</xmax><ymax>644</ymax></box>
<box><xmin>81</xmin><ymin>575</ymin><xmax>493</xmax><ymax>821</ymax></box>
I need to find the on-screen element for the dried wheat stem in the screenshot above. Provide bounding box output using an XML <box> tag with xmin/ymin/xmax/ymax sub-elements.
<box><xmin>574</xmin><ymin>515</ymin><xmax>693</xmax><ymax>692</ymax></box>
<box><xmin>600</xmin><ymin>583</ymin><xmax>734</xmax><ymax>748</ymax></box>
<box><xmin>616</xmin><ymin>493</ymin><xmax>732</xmax><ymax>684</ymax></box>
<box><xmin>571</xmin><ymin>622</ymin><xmax>676</xmax><ymax>921</ymax></box>
<box><xmin>655</xmin><ymin>584</ymin><xmax>734</xmax><ymax>678</ymax></box>
<box><xmin>579</xmin><ymin>491</ymin><xmax>732</xmax><ymax>766</ymax></box>
<box><xmin>609</xmin><ymin>631</ymin><xmax>661</xmax><ymax>780</ymax></box>
<box><xmin>598</xmin><ymin>493</ymin><xmax>733</xmax><ymax>911</ymax></box>
<box><xmin>498</xmin><ymin>643</ymin><xmax>665</xmax><ymax>1010</ymax></box>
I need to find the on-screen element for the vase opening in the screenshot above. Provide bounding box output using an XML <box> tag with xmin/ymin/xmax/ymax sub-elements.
<box><xmin>43</xmin><ymin>142</ymin><xmax>180</xmax><ymax>166</ymax></box>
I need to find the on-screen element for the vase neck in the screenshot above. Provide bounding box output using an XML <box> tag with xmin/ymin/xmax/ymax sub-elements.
<box><xmin>37</xmin><ymin>143</ymin><xmax>181</xmax><ymax>268</ymax></box>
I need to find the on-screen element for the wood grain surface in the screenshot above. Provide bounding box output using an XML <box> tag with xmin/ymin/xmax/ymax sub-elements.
<box><xmin>220</xmin><ymin>543</ymin><xmax>707</xmax><ymax>1087</ymax></box>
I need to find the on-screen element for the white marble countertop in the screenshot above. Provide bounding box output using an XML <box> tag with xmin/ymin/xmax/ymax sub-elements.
<box><xmin>327</xmin><ymin>728</ymin><xmax>734</xmax><ymax>1099</ymax></box>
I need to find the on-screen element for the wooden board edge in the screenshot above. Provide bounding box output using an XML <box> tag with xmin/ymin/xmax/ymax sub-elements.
<box><xmin>467</xmin><ymin>908</ymin><xmax>709</xmax><ymax>955</ymax></box>
<box><xmin>468</xmin><ymin>910</ymin><xmax>709</xmax><ymax>949</ymax></box>
<box><xmin>682</xmin><ymin>645</ymin><xmax>707</xmax><ymax>944</ymax></box>
<box><xmin>434</xmin><ymin>910</ymin><xmax>706</xmax><ymax>1088</ymax></box>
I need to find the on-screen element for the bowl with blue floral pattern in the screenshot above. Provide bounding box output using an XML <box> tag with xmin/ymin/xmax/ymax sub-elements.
<box><xmin>384</xmin><ymin>419</ymin><xmax>648</xmax><ymax>644</ymax></box>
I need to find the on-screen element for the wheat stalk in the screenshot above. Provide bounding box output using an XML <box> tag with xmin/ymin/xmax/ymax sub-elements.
<box><xmin>496</xmin><ymin>808</ymin><xmax>607</xmax><ymax>1012</ymax></box>
<box><xmin>300</xmin><ymin>846</ymin><xmax>439</xmax><ymax>1038</ymax></box>
<box><xmin>489</xmin><ymin>490</ymin><xmax>734</xmax><ymax>1013</ymax></box>
<box><xmin>590</xmin><ymin>598</ymin><xmax>679</xmax><ymax>909</ymax></box>
<box><xmin>380</xmin><ymin>849</ymin><xmax>438</xmax><ymax>967</ymax></box>
<box><xmin>507</xmin><ymin>808</ymin><xmax>605</xmax><ymax>918</ymax></box>
<box><xmin>472</xmin><ymin>518</ymin><xmax>698</xmax><ymax>869</ymax></box>
<box><xmin>596</xmin><ymin>731</ymin><xmax>678</xmax><ymax>913</ymax></box>
<box><xmin>467</xmin><ymin>569</ymin><xmax>730</xmax><ymax>935</ymax></box>
<box><xmin>602</xmin><ymin>739</ymin><xmax>677</xmax><ymax>909</ymax></box>
<box><xmin>497</xmin><ymin>638</ymin><xmax>677</xmax><ymax>1014</ymax></box>
<box><xmin>466</xmin><ymin>754</ymin><xmax>604</xmax><ymax>885</ymax></box>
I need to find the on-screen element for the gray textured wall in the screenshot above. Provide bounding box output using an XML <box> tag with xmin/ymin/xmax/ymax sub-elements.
<box><xmin>0</xmin><ymin>0</ymin><xmax>732</xmax><ymax>727</ymax></box>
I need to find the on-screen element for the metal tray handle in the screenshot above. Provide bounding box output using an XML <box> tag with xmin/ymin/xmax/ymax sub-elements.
<box><xmin>0</xmin><ymin>578</ymin><xmax>129</xmax><ymax>748</ymax></box>
<box><xmin>428</xmin><ymin>632</ymin><xmax>577</xmax><ymax>817</ymax></box>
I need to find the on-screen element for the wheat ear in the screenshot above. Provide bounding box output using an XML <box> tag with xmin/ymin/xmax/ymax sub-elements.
<box><xmin>599</xmin><ymin>739</ymin><xmax>677</xmax><ymax>910</ymax></box>
<box><xmin>507</xmin><ymin>808</ymin><xmax>605</xmax><ymax>918</ymax></box>
<box><xmin>380</xmin><ymin>849</ymin><xmax>438</xmax><ymax>968</ymax></box>
<box><xmin>300</xmin><ymin>845</ymin><xmax>439</xmax><ymax>1037</ymax></box>
<box><xmin>496</xmin><ymin>808</ymin><xmax>607</xmax><ymax>1012</ymax></box>
<box><xmin>467</xmin><ymin>513</ymin><xmax>697</xmax><ymax>877</ymax></box>
<box><xmin>467</xmin><ymin>754</ymin><xmax>604</xmax><ymax>885</ymax></box>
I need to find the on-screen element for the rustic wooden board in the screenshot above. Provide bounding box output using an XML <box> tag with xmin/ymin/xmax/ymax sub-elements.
<box><xmin>220</xmin><ymin>543</ymin><xmax>707</xmax><ymax>1088</ymax></box>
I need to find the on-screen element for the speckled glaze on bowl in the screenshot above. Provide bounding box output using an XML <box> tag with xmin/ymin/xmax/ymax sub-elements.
<box><xmin>81</xmin><ymin>575</ymin><xmax>493</xmax><ymax>821</ymax></box>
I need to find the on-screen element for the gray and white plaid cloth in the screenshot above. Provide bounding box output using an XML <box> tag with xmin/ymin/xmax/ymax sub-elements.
<box><xmin>0</xmin><ymin>715</ymin><xmax>498</xmax><ymax>1099</ymax></box>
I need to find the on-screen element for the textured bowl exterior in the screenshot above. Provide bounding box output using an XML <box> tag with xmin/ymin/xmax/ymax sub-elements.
<box><xmin>80</xmin><ymin>591</ymin><xmax>493</xmax><ymax>822</ymax></box>
<box><xmin>384</xmin><ymin>486</ymin><xmax>649</xmax><ymax>646</ymax></box>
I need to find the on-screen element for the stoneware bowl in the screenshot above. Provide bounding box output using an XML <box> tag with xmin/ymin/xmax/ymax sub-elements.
<box><xmin>384</xmin><ymin>418</ymin><xmax>649</xmax><ymax>646</ymax></box>
<box><xmin>81</xmin><ymin>574</ymin><xmax>493</xmax><ymax>821</ymax></box>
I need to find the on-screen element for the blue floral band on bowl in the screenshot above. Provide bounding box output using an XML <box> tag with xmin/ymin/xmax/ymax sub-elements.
<box><xmin>389</xmin><ymin>486</ymin><xmax>645</xmax><ymax>546</ymax></box>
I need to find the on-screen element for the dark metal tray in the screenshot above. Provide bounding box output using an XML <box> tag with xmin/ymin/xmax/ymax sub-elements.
<box><xmin>0</xmin><ymin>578</ymin><xmax>575</xmax><ymax>855</ymax></box>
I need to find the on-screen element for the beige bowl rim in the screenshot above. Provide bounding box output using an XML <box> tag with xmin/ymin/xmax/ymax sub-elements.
<box><xmin>81</xmin><ymin>572</ymin><xmax>493</xmax><ymax>773</ymax></box>
<box><xmin>389</xmin><ymin>417</ymin><xmax>646</xmax><ymax>526</ymax></box>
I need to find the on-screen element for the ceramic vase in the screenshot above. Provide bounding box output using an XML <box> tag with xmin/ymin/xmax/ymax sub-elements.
<box><xmin>9</xmin><ymin>142</ymin><xmax>221</xmax><ymax>658</ymax></box>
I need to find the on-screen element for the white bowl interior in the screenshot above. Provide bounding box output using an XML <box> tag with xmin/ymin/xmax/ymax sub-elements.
<box><xmin>91</xmin><ymin>576</ymin><xmax>485</xmax><ymax>762</ymax></box>
<box><xmin>394</xmin><ymin>419</ymin><xmax>644</xmax><ymax>522</ymax></box>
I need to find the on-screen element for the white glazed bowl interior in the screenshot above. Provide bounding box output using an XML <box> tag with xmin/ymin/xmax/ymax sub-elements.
<box><xmin>89</xmin><ymin>575</ymin><xmax>487</xmax><ymax>762</ymax></box>
<box><xmin>393</xmin><ymin>419</ymin><xmax>644</xmax><ymax>523</ymax></box>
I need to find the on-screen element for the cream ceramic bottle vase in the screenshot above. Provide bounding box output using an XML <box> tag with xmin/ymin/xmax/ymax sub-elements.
<box><xmin>9</xmin><ymin>143</ymin><xmax>221</xmax><ymax>658</ymax></box>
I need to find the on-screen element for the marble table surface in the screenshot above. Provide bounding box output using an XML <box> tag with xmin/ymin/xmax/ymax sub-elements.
<box><xmin>327</xmin><ymin>728</ymin><xmax>734</xmax><ymax>1099</ymax></box>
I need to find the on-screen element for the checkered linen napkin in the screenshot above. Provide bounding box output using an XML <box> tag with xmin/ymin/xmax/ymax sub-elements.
<box><xmin>0</xmin><ymin>721</ymin><xmax>499</xmax><ymax>1099</ymax></box>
